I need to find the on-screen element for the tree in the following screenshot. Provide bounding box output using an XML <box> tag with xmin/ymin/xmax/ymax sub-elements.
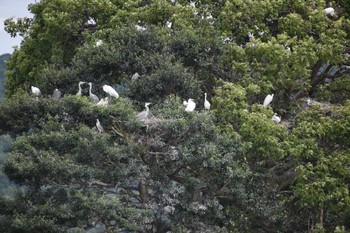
<box><xmin>2</xmin><ymin>0</ymin><xmax>350</xmax><ymax>232</ymax></box>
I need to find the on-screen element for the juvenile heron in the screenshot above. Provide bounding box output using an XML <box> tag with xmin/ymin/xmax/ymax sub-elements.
<box><xmin>137</xmin><ymin>103</ymin><xmax>151</xmax><ymax>121</ymax></box>
<box><xmin>88</xmin><ymin>82</ymin><xmax>100</xmax><ymax>103</ymax></box>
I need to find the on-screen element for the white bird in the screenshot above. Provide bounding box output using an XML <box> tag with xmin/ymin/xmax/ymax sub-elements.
<box><xmin>184</xmin><ymin>98</ymin><xmax>196</xmax><ymax>112</ymax></box>
<box><xmin>52</xmin><ymin>88</ymin><xmax>62</xmax><ymax>99</ymax></box>
<box><xmin>272</xmin><ymin>113</ymin><xmax>281</xmax><ymax>124</ymax></box>
<box><xmin>263</xmin><ymin>94</ymin><xmax>274</xmax><ymax>107</ymax></box>
<box><xmin>324</xmin><ymin>7</ymin><xmax>335</xmax><ymax>16</ymax></box>
<box><xmin>96</xmin><ymin>119</ymin><xmax>104</xmax><ymax>133</ymax></box>
<box><xmin>95</xmin><ymin>40</ymin><xmax>103</xmax><ymax>47</ymax></box>
<box><xmin>76</xmin><ymin>81</ymin><xmax>86</xmax><ymax>96</ymax></box>
<box><xmin>131</xmin><ymin>72</ymin><xmax>140</xmax><ymax>81</ymax></box>
<box><xmin>88</xmin><ymin>82</ymin><xmax>100</xmax><ymax>103</ymax></box>
<box><xmin>166</xmin><ymin>21</ymin><xmax>172</xmax><ymax>29</ymax></box>
<box><xmin>31</xmin><ymin>86</ymin><xmax>41</xmax><ymax>97</ymax></box>
<box><xmin>137</xmin><ymin>102</ymin><xmax>151</xmax><ymax>121</ymax></box>
<box><xmin>204</xmin><ymin>93</ymin><xmax>211</xmax><ymax>111</ymax></box>
<box><xmin>102</xmin><ymin>85</ymin><xmax>119</xmax><ymax>99</ymax></box>
<box><xmin>136</xmin><ymin>25</ymin><xmax>146</xmax><ymax>31</ymax></box>
<box><xmin>97</xmin><ymin>97</ymin><xmax>109</xmax><ymax>106</ymax></box>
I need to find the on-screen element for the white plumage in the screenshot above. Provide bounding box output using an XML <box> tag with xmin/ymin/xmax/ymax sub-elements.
<box><xmin>88</xmin><ymin>82</ymin><xmax>100</xmax><ymax>103</ymax></box>
<box><xmin>272</xmin><ymin>113</ymin><xmax>281</xmax><ymax>124</ymax></box>
<box><xmin>102</xmin><ymin>85</ymin><xmax>119</xmax><ymax>99</ymax></box>
<box><xmin>76</xmin><ymin>81</ymin><xmax>86</xmax><ymax>96</ymax></box>
<box><xmin>96</xmin><ymin>119</ymin><xmax>104</xmax><ymax>133</ymax></box>
<box><xmin>31</xmin><ymin>86</ymin><xmax>41</xmax><ymax>97</ymax></box>
<box><xmin>95</xmin><ymin>40</ymin><xmax>103</xmax><ymax>47</ymax></box>
<box><xmin>184</xmin><ymin>98</ymin><xmax>196</xmax><ymax>112</ymax></box>
<box><xmin>263</xmin><ymin>94</ymin><xmax>274</xmax><ymax>107</ymax></box>
<box><xmin>204</xmin><ymin>93</ymin><xmax>211</xmax><ymax>111</ymax></box>
<box><xmin>324</xmin><ymin>7</ymin><xmax>335</xmax><ymax>16</ymax></box>
<box><xmin>97</xmin><ymin>97</ymin><xmax>109</xmax><ymax>106</ymax></box>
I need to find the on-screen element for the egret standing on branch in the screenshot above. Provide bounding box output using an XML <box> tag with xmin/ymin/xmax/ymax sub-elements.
<box><xmin>184</xmin><ymin>98</ymin><xmax>196</xmax><ymax>112</ymax></box>
<box><xmin>88</xmin><ymin>82</ymin><xmax>100</xmax><ymax>103</ymax></box>
<box><xmin>96</xmin><ymin>119</ymin><xmax>104</xmax><ymax>133</ymax></box>
<box><xmin>137</xmin><ymin>103</ymin><xmax>151</xmax><ymax>121</ymax></box>
<box><xmin>272</xmin><ymin>113</ymin><xmax>281</xmax><ymax>124</ymax></box>
<box><xmin>263</xmin><ymin>94</ymin><xmax>274</xmax><ymax>107</ymax></box>
<box><xmin>102</xmin><ymin>85</ymin><xmax>119</xmax><ymax>99</ymax></box>
<box><xmin>31</xmin><ymin>86</ymin><xmax>41</xmax><ymax>97</ymax></box>
<box><xmin>76</xmin><ymin>81</ymin><xmax>86</xmax><ymax>96</ymax></box>
<box><xmin>204</xmin><ymin>93</ymin><xmax>211</xmax><ymax>111</ymax></box>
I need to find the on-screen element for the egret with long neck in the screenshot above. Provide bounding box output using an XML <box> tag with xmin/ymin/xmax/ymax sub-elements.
<box><xmin>204</xmin><ymin>93</ymin><xmax>210</xmax><ymax>111</ymax></box>
<box><xmin>137</xmin><ymin>102</ymin><xmax>151</xmax><ymax>121</ymax></box>
<box><xmin>76</xmin><ymin>81</ymin><xmax>86</xmax><ymax>96</ymax></box>
<box><xmin>88</xmin><ymin>82</ymin><xmax>99</xmax><ymax>103</ymax></box>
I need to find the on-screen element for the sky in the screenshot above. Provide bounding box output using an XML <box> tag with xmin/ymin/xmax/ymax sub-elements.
<box><xmin>0</xmin><ymin>0</ymin><xmax>37</xmax><ymax>55</ymax></box>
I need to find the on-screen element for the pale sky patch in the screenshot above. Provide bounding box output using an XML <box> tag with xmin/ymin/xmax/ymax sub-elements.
<box><xmin>0</xmin><ymin>0</ymin><xmax>37</xmax><ymax>55</ymax></box>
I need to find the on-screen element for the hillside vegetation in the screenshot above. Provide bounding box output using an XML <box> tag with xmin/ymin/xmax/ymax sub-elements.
<box><xmin>0</xmin><ymin>1</ymin><xmax>350</xmax><ymax>232</ymax></box>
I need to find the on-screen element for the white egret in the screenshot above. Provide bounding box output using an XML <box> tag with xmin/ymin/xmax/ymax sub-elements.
<box><xmin>131</xmin><ymin>72</ymin><xmax>140</xmax><ymax>81</ymax></box>
<box><xmin>166</xmin><ymin>21</ymin><xmax>172</xmax><ymax>29</ymax></box>
<box><xmin>137</xmin><ymin>102</ymin><xmax>151</xmax><ymax>121</ymax></box>
<box><xmin>324</xmin><ymin>7</ymin><xmax>335</xmax><ymax>16</ymax></box>
<box><xmin>263</xmin><ymin>94</ymin><xmax>274</xmax><ymax>107</ymax></box>
<box><xmin>102</xmin><ymin>85</ymin><xmax>119</xmax><ymax>99</ymax></box>
<box><xmin>52</xmin><ymin>88</ymin><xmax>62</xmax><ymax>99</ymax></box>
<box><xmin>76</xmin><ymin>81</ymin><xmax>86</xmax><ymax>96</ymax></box>
<box><xmin>96</xmin><ymin>119</ymin><xmax>104</xmax><ymax>133</ymax></box>
<box><xmin>88</xmin><ymin>82</ymin><xmax>100</xmax><ymax>103</ymax></box>
<box><xmin>204</xmin><ymin>93</ymin><xmax>211</xmax><ymax>111</ymax></box>
<box><xmin>136</xmin><ymin>25</ymin><xmax>146</xmax><ymax>31</ymax></box>
<box><xmin>97</xmin><ymin>97</ymin><xmax>109</xmax><ymax>106</ymax></box>
<box><xmin>95</xmin><ymin>40</ymin><xmax>103</xmax><ymax>47</ymax></box>
<box><xmin>272</xmin><ymin>113</ymin><xmax>281</xmax><ymax>124</ymax></box>
<box><xmin>184</xmin><ymin>98</ymin><xmax>196</xmax><ymax>112</ymax></box>
<box><xmin>31</xmin><ymin>86</ymin><xmax>41</xmax><ymax>97</ymax></box>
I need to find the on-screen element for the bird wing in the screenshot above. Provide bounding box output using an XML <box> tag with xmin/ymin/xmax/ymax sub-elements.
<box><xmin>90</xmin><ymin>94</ymin><xmax>100</xmax><ymax>103</ymax></box>
<box><xmin>103</xmin><ymin>85</ymin><xmax>119</xmax><ymax>98</ymax></box>
<box><xmin>136</xmin><ymin>111</ymin><xmax>148</xmax><ymax>120</ymax></box>
<box><xmin>263</xmin><ymin>95</ymin><xmax>272</xmax><ymax>107</ymax></box>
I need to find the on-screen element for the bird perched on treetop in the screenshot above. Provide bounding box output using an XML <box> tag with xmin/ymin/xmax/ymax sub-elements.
<box><xmin>97</xmin><ymin>97</ymin><xmax>109</xmax><ymax>107</ymax></box>
<box><xmin>88</xmin><ymin>82</ymin><xmax>100</xmax><ymax>103</ymax></box>
<box><xmin>204</xmin><ymin>93</ymin><xmax>211</xmax><ymax>111</ymax></box>
<box><xmin>184</xmin><ymin>98</ymin><xmax>196</xmax><ymax>112</ymax></box>
<box><xmin>96</xmin><ymin>119</ymin><xmax>104</xmax><ymax>133</ymax></box>
<box><xmin>131</xmin><ymin>72</ymin><xmax>140</xmax><ymax>81</ymax></box>
<box><xmin>137</xmin><ymin>103</ymin><xmax>152</xmax><ymax>121</ymax></box>
<box><xmin>52</xmin><ymin>88</ymin><xmax>62</xmax><ymax>100</ymax></box>
<box><xmin>31</xmin><ymin>86</ymin><xmax>41</xmax><ymax>97</ymax></box>
<box><xmin>272</xmin><ymin>113</ymin><xmax>281</xmax><ymax>124</ymax></box>
<box><xmin>76</xmin><ymin>81</ymin><xmax>86</xmax><ymax>96</ymax></box>
<box><xmin>102</xmin><ymin>85</ymin><xmax>119</xmax><ymax>99</ymax></box>
<box><xmin>324</xmin><ymin>7</ymin><xmax>335</xmax><ymax>16</ymax></box>
<box><xmin>263</xmin><ymin>94</ymin><xmax>274</xmax><ymax>107</ymax></box>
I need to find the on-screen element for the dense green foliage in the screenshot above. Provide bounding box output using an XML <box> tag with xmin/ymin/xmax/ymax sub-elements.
<box><xmin>1</xmin><ymin>0</ymin><xmax>350</xmax><ymax>232</ymax></box>
<box><xmin>0</xmin><ymin>53</ymin><xmax>10</xmax><ymax>100</ymax></box>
